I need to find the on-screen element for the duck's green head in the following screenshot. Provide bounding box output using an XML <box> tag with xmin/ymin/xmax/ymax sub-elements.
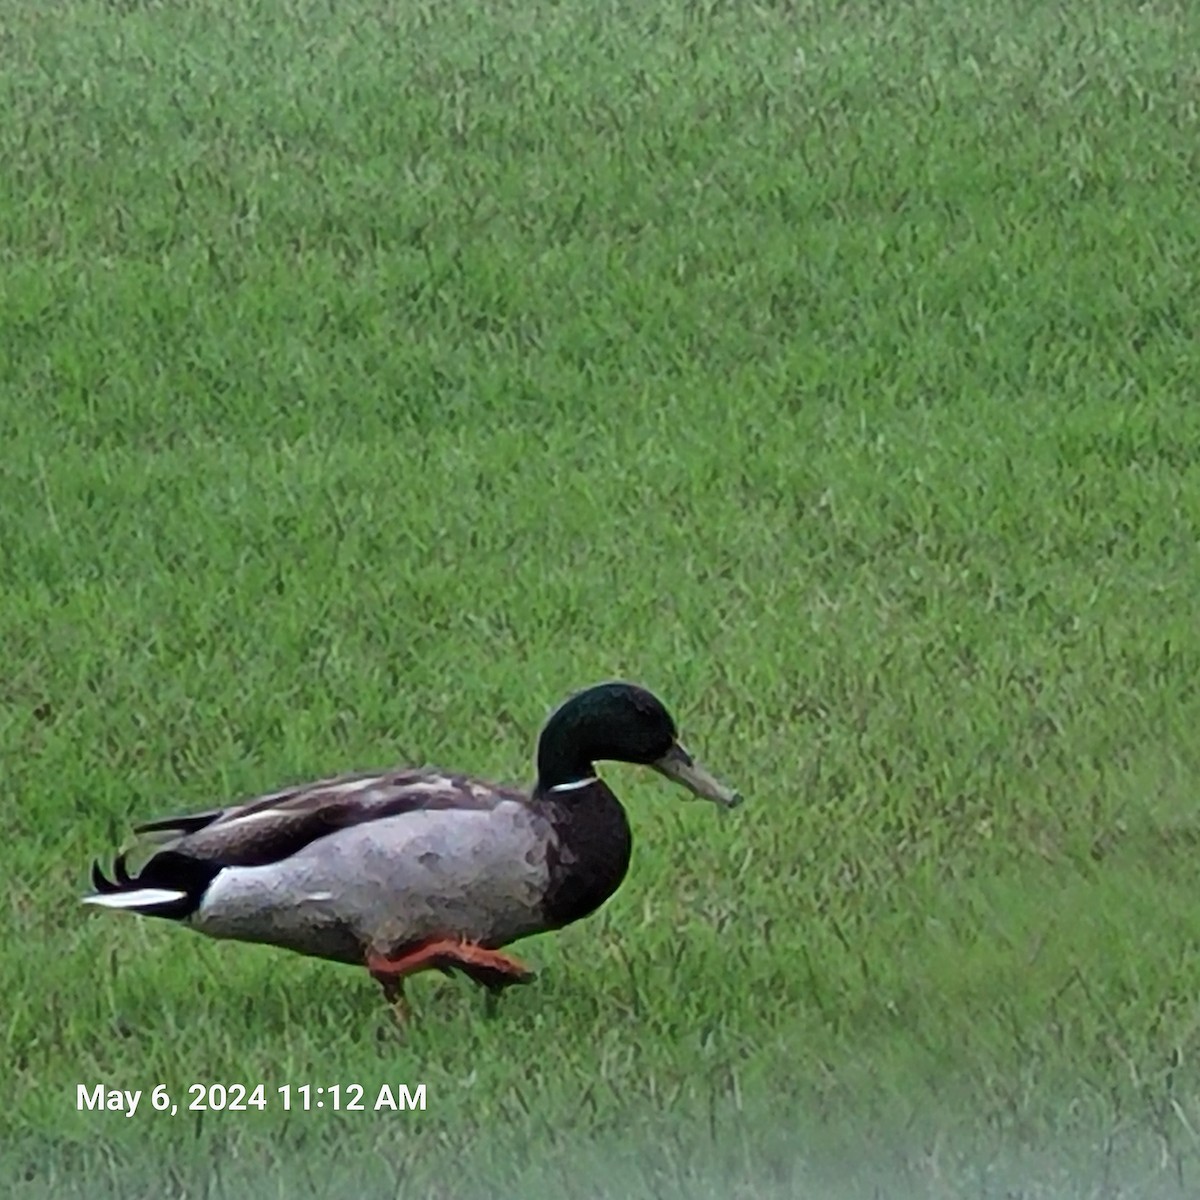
<box><xmin>536</xmin><ymin>681</ymin><xmax>743</xmax><ymax>808</ymax></box>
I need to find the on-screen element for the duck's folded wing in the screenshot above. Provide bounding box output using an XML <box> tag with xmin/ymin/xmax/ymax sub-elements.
<box><xmin>89</xmin><ymin>769</ymin><xmax>526</xmax><ymax>910</ymax></box>
<box><xmin>130</xmin><ymin>770</ymin><xmax>404</xmax><ymax>842</ymax></box>
<box><xmin>180</xmin><ymin>770</ymin><xmax>522</xmax><ymax>867</ymax></box>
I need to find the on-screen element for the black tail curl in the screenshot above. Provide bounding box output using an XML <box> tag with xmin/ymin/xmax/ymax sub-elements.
<box><xmin>88</xmin><ymin>849</ymin><xmax>223</xmax><ymax>921</ymax></box>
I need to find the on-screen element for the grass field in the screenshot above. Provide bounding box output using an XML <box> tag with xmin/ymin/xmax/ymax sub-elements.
<box><xmin>3</xmin><ymin>0</ymin><xmax>1200</xmax><ymax>1195</ymax></box>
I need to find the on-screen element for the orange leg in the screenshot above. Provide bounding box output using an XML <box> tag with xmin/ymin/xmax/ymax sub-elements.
<box><xmin>366</xmin><ymin>938</ymin><xmax>535</xmax><ymax>1019</ymax></box>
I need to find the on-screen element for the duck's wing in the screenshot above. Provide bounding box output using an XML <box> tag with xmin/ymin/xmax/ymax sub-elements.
<box><xmin>87</xmin><ymin>769</ymin><xmax>528</xmax><ymax>913</ymax></box>
<box><xmin>131</xmin><ymin>769</ymin><xmax>517</xmax><ymax>865</ymax></box>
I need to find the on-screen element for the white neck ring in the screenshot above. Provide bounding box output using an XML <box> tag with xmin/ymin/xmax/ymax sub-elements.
<box><xmin>548</xmin><ymin>776</ymin><xmax>599</xmax><ymax>794</ymax></box>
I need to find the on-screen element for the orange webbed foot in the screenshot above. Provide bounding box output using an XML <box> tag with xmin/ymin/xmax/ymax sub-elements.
<box><xmin>367</xmin><ymin>938</ymin><xmax>535</xmax><ymax>999</ymax></box>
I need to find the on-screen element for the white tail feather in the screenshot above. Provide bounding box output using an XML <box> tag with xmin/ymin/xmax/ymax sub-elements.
<box><xmin>82</xmin><ymin>888</ymin><xmax>187</xmax><ymax>909</ymax></box>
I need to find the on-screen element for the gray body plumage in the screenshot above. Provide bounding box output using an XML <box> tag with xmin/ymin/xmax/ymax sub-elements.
<box><xmin>193</xmin><ymin>794</ymin><xmax>555</xmax><ymax>963</ymax></box>
<box><xmin>90</xmin><ymin>768</ymin><xmax>570</xmax><ymax>964</ymax></box>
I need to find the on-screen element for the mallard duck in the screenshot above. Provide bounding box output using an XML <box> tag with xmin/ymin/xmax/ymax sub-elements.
<box><xmin>85</xmin><ymin>681</ymin><xmax>741</xmax><ymax>1016</ymax></box>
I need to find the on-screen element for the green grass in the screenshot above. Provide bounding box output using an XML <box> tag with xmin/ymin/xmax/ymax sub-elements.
<box><xmin>3</xmin><ymin>0</ymin><xmax>1200</xmax><ymax>1195</ymax></box>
